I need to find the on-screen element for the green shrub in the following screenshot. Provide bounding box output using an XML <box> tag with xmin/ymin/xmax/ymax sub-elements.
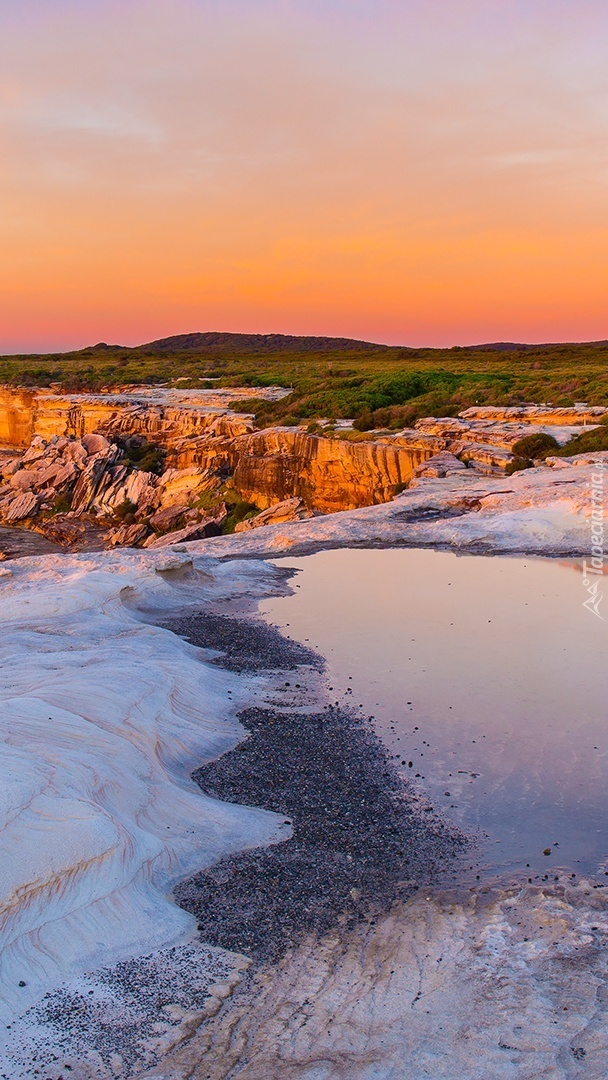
<box><xmin>511</xmin><ymin>433</ymin><xmax>560</xmax><ymax>459</ymax></box>
<box><xmin>505</xmin><ymin>456</ymin><xmax>533</xmax><ymax>475</ymax></box>
<box><xmin>52</xmin><ymin>492</ymin><xmax>73</xmax><ymax>513</ymax></box>
<box><xmin>221</xmin><ymin>489</ymin><xmax>260</xmax><ymax>533</ymax></box>
<box><xmin>555</xmin><ymin>426</ymin><xmax>608</xmax><ymax>456</ymax></box>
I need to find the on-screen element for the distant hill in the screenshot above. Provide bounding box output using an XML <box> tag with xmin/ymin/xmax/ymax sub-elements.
<box><xmin>467</xmin><ymin>340</ymin><xmax>608</xmax><ymax>352</ymax></box>
<box><xmin>143</xmin><ymin>332</ymin><xmax>388</xmax><ymax>354</ymax></box>
<box><xmin>1</xmin><ymin>332</ymin><xmax>606</xmax><ymax>423</ymax></box>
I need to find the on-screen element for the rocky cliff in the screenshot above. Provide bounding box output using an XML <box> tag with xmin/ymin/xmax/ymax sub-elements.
<box><xmin>226</xmin><ymin>430</ymin><xmax>432</xmax><ymax>512</ymax></box>
<box><xmin>1</xmin><ymin>386</ymin><xmax>605</xmax><ymax>548</ymax></box>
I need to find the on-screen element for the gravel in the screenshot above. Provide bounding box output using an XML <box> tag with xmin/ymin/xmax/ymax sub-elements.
<box><xmin>161</xmin><ymin>611</ymin><xmax>324</xmax><ymax>673</ymax></box>
<box><xmin>171</xmin><ymin>613</ymin><xmax>468</xmax><ymax>963</ymax></box>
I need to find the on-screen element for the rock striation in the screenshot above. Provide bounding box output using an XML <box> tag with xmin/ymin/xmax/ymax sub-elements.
<box><xmin>0</xmin><ymin>434</ymin><xmax>225</xmax><ymax>548</ymax></box>
<box><xmin>1</xmin><ymin>385</ymin><xmax>606</xmax><ymax>548</ymax></box>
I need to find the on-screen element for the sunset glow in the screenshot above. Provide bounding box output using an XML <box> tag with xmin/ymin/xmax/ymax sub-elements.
<box><xmin>1</xmin><ymin>0</ymin><xmax>608</xmax><ymax>352</ymax></box>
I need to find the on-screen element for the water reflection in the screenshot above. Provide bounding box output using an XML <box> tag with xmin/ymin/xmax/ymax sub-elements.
<box><xmin>260</xmin><ymin>549</ymin><xmax>608</xmax><ymax>880</ymax></box>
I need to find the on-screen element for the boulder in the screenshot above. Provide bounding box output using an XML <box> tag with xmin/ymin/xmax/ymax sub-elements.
<box><xmin>22</xmin><ymin>437</ymin><xmax>47</xmax><ymax>464</ymax></box>
<box><xmin>9</xmin><ymin>470</ymin><xmax>38</xmax><ymax>491</ymax></box>
<box><xmin>81</xmin><ymin>433</ymin><xmax>110</xmax><ymax>454</ymax></box>
<box><xmin>234</xmin><ymin>496</ymin><xmax>312</xmax><ymax>532</ymax></box>
<box><xmin>71</xmin><ymin>445</ymin><xmax>122</xmax><ymax>514</ymax></box>
<box><xmin>144</xmin><ymin>505</ymin><xmax>227</xmax><ymax>548</ymax></box>
<box><xmin>156</xmin><ymin>467</ymin><xmax>219</xmax><ymax>507</ymax></box>
<box><xmin>3</xmin><ymin>491</ymin><xmax>39</xmax><ymax>522</ymax></box>
<box><xmin>1</xmin><ymin>458</ymin><xmax>23</xmax><ymax>479</ymax></box>
<box><xmin>64</xmin><ymin>441</ymin><xmax>88</xmax><ymax>465</ymax></box>
<box><xmin>106</xmin><ymin>523</ymin><xmax>149</xmax><ymax>547</ymax></box>
<box><xmin>149</xmin><ymin>504</ymin><xmax>190</xmax><ymax>531</ymax></box>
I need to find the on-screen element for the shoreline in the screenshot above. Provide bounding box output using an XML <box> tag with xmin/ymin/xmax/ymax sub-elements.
<box><xmin>163</xmin><ymin>610</ymin><xmax>468</xmax><ymax>963</ymax></box>
<box><xmin>0</xmin><ymin>523</ymin><xmax>606</xmax><ymax>1076</ymax></box>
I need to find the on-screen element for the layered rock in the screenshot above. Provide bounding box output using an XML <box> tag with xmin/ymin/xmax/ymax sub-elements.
<box><xmin>234</xmin><ymin>497</ymin><xmax>313</xmax><ymax>532</ymax></box>
<box><xmin>224</xmin><ymin>430</ymin><xmax>433</xmax><ymax>512</ymax></box>
<box><xmin>2</xmin><ymin>386</ymin><xmax>606</xmax><ymax>546</ymax></box>
<box><xmin>0</xmin><ymin>435</ymin><xmax>227</xmax><ymax>549</ymax></box>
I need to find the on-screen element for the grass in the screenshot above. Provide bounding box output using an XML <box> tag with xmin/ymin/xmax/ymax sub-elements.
<box><xmin>2</xmin><ymin>332</ymin><xmax>608</xmax><ymax>430</ymax></box>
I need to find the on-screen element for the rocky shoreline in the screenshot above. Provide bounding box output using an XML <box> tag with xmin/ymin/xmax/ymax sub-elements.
<box><xmin>163</xmin><ymin>611</ymin><xmax>467</xmax><ymax>964</ymax></box>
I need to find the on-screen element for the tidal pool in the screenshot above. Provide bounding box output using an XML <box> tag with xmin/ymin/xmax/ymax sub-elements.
<box><xmin>260</xmin><ymin>548</ymin><xmax>608</xmax><ymax>882</ymax></box>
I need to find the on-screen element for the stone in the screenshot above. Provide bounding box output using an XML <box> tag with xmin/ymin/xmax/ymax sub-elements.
<box><xmin>81</xmin><ymin>433</ymin><xmax>110</xmax><ymax>454</ymax></box>
<box><xmin>9</xmin><ymin>470</ymin><xmax>38</xmax><ymax>491</ymax></box>
<box><xmin>234</xmin><ymin>497</ymin><xmax>313</xmax><ymax>532</ymax></box>
<box><xmin>64</xmin><ymin>440</ymin><xmax>88</xmax><ymax>464</ymax></box>
<box><xmin>144</xmin><ymin>506</ymin><xmax>227</xmax><ymax>548</ymax></box>
<box><xmin>411</xmin><ymin>452</ymin><xmax>468</xmax><ymax>480</ymax></box>
<box><xmin>0</xmin><ymin>458</ymin><xmax>23</xmax><ymax>479</ymax></box>
<box><xmin>3</xmin><ymin>491</ymin><xmax>39</xmax><ymax>522</ymax></box>
<box><xmin>149</xmin><ymin>504</ymin><xmax>190</xmax><ymax>531</ymax></box>
<box><xmin>156</xmin><ymin>467</ymin><xmax>220</xmax><ymax>508</ymax></box>
<box><xmin>71</xmin><ymin>445</ymin><xmax>122</xmax><ymax>514</ymax></box>
<box><xmin>106</xmin><ymin>523</ymin><xmax>149</xmax><ymax>547</ymax></box>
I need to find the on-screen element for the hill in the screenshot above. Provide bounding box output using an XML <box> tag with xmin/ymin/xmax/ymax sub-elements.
<box><xmin>1</xmin><ymin>332</ymin><xmax>607</xmax><ymax>429</ymax></box>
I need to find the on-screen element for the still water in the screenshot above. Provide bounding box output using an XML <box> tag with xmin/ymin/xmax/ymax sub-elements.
<box><xmin>260</xmin><ymin>549</ymin><xmax>608</xmax><ymax>881</ymax></box>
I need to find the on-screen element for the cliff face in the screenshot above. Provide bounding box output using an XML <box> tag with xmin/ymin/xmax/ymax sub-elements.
<box><xmin>3</xmin><ymin>387</ymin><xmax>604</xmax><ymax>524</ymax></box>
<box><xmin>0</xmin><ymin>388</ymin><xmax>254</xmax><ymax>446</ymax></box>
<box><xmin>225</xmin><ymin>430</ymin><xmax>433</xmax><ymax>512</ymax></box>
<box><xmin>0</xmin><ymin>389</ymin><xmax>36</xmax><ymax>446</ymax></box>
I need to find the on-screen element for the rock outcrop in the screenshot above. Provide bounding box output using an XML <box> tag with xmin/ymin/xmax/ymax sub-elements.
<box><xmin>0</xmin><ymin>435</ymin><xmax>228</xmax><ymax>549</ymax></box>
<box><xmin>2</xmin><ymin>385</ymin><xmax>606</xmax><ymax>548</ymax></box>
<box><xmin>225</xmin><ymin>430</ymin><xmax>433</xmax><ymax>512</ymax></box>
<box><xmin>234</xmin><ymin>497</ymin><xmax>313</xmax><ymax>532</ymax></box>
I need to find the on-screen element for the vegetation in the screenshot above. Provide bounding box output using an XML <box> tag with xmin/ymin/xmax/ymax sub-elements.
<box><xmin>115</xmin><ymin>438</ymin><xmax>167</xmax><ymax>475</ymax></box>
<box><xmin>2</xmin><ymin>332</ymin><xmax>608</xmax><ymax>431</ymax></box>
<box><xmin>221</xmin><ymin>488</ymin><xmax>259</xmax><ymax>534</ymax></box>
<box><xmin>510</xmin><ymin>433</ymin><xmax>560</xmax><ymax>459</ymax></box>
<box><xmin>555</xmin><ymin>417</ymin><xmax>608</xmax><ymax>457</ymax></box>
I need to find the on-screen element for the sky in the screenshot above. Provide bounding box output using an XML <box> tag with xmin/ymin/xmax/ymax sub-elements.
<box><xmin>1</xmin><ymin>0</ymin><xmax>607</xmax><ymax>352</ymax></box>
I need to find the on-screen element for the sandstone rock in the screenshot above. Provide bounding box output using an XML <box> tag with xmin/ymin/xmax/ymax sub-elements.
<box><xmin>52</xmin><ymin>460</ymin><xmax>79</xmax><ymax>489</ymax></box>
<box><xmin>234</xmin><ymin>497</ymin><xmax>313</xmax><ymax>532</ymax></box>
<box><xmin>64</xmin><ymin>440</ymin><xmax>88</xmax><ymax>464</ymax></box>
<box><xmin>411</xmin><ymin>452</ymin><xmax>467</xmax><ymax>480</ymax></box>
<box><xmin>106</xmin><ymin>522</ymin><xmax>149</xmax><ymax>547</ymax></box>
<box><xmin>123</xmin><ymin>469</ymin><xmax>158</xmax><ymax>510</ymax></box>
<box><xmin>71</xmin><ymin>445</ymin><xmax>122</xmax><ymax>514</ymax></box>
<box><xmin>156</xmin><ymin>467</ymin><xmax>219</xmax><ymax>507</ymax></box>
<box><xmin>22</xmin><ymin>437</ymin><xmax>47</xmax><ymax>463</ymax></box>
<box><xmin>0</xmin><ymin>458</ymin><xmax>23</xmax><ymax>479</ymax></box>
<box><xmin>81</xmin><ymin>432</ymin><xmax>110</xmax><ymax>454</ymax></box>
<box><xmin>3</xmin><ymin>491</ymin><xmax>39</xmax><ymax>522</ymax></box>
<box><xmin>9</xmin><ymin>469</ymin><xmax>38</xmax><ymax>491</ymax></box>
<box><xmin>229</xmin><ymin>430</ymin><xmax>434</xmax><ymax>512</ymax></box>
<box><xmin>31</xmin><ymin>462</ymin><xmax>66</xmax><ymax>490</ymax></box>
<box><xmin>37</xmin><ymin>515</ymin><xmax>87</xmax><ymax>545</ymax></box>
<box><xmin>144</xmin><ymin>505</ymin><xmax>227</xmax><ymax>548</ymax></box>
<box><xmin>149</xmin><ymin>504</ymin><xmax>190</xmax><ymax>531</ymax></box>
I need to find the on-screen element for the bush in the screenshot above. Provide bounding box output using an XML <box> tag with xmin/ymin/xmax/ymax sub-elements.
<box><xmin>511</xmin><ymin>433</ymin><xmax>560</xmax><ymax>459</ymax></box>
<box><xmin>556</xmin><ymin>425</ymin><xmax>608</xmax><ymax>456</ymax></box>
<box><xmin>221</xmin><ymin>489</ymin><xmax>260</xmax><ymax>533</ymax></box>
<box><xmin>52</xmin><ymin>492</ymin><xmax>73</xmax><ymax>513</ymax></box>
<box><xmin>505</xmin><ymin>456</ymin><xmax>533</xmax><ymax>475</ymax></box>
<box><xmin>115</xmin><ymin>499</ymin><xmax>137</xmax><ymax>521</ymax></box>
<box><xmin>118</xmin><ymin>438</ymin><xmax>167</xmax><ymax>475</ymax></box>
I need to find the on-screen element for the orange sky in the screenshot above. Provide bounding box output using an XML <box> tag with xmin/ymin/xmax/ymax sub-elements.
<box><xmin>1</xmin><ymin>0</ymin><xmax>608</xmax><ymax>352</ymax></box>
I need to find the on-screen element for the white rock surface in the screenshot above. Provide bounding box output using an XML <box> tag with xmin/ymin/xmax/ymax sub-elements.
<box><xmin>146</xmin><ymin>883</ymin><xmax>608</xmax><ymax>1079</ymax></box>
<box><xmin>0</xmin><ymin>550</ymin><xmax>290</xmax><ymax>1033</ymax></box>
<box><xmin>182</xmin><ymin>452</ymin><xmax>608</xmax><ymax>560</ymax></box>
